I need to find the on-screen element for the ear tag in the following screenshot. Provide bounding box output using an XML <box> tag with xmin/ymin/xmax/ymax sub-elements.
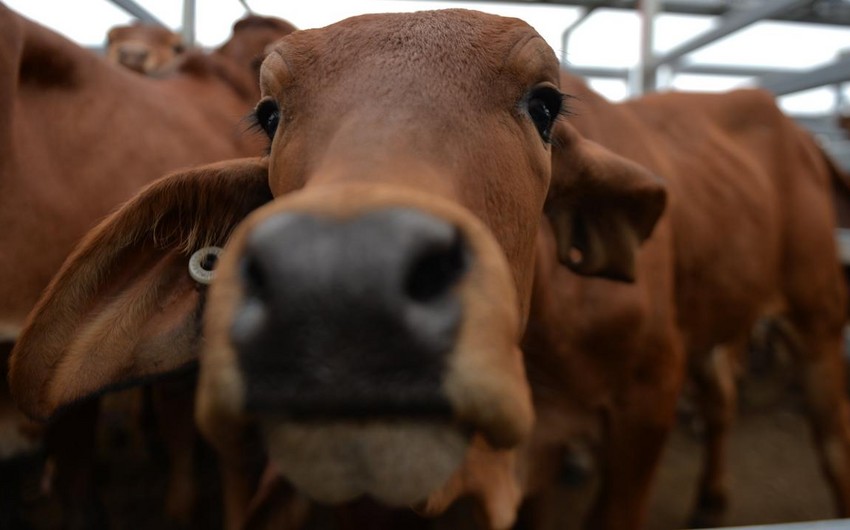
<box><xmin>189</xmin><ymin>246</ymin><xmax>223</xmax><ymax>285</ymax></box>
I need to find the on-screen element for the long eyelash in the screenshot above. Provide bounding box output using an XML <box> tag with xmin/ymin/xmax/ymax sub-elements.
<box><xmin>550</xmin><ymin>93</ymin><xmax>576</xmax><ymax>150</ymax></box>
<box><xmin>241</xmin><ymin>110</ymin><xmax>272</xmax><ymax>154</ymax></box>
<box><xmin>556</xmin><ymin>92</ymin><xmax>575</xmax><ymax>120</ymax></box>
<box><xmin>242</xmin><ymin>110</ymin><xmax>263</xmax><ymax>135</ymax></box>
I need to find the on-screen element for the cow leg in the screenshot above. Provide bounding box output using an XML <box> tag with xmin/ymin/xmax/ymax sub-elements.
<box><xmin>214</xmin><ymin>427</ymin><xmax>267</xmax><ymax>530</ymax></box>
<box><xmin>46</xmin><ymin>399</ymin><xmax>107</xmax><ymax>530</ymax></box>
<box><xmin>778</xmin><ymin>317</ymin><xmax>850</xmax><ymax>516</ymax></box>
<box><xmin>241</xmin><ymin>466</ymin><xmax>311</xmax><ymax>530</ymax></box>
<box><xmin>687</xmin><ymin>343</ymin><xmax>740</xmax><ymax>528</ymax></box>
<box><xmin>584</xmin><ymin>351</ymin><xmax>683</xmax><ymax>530</ymax></box>
<box><xmin>151</xmin><ymin>375</ymin><xmax>198</xmax><ymax>526</ymax></box>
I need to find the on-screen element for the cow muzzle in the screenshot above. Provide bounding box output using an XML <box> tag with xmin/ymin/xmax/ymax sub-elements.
<box><xmin>233</xmin><ymin>208</ymin><xmax>465</xmax><ymax>418</ymax></box>
<box><xmin>198</xmin><ymin>184</ymin><xmax>533</xmax><ymax>506</ymax></box>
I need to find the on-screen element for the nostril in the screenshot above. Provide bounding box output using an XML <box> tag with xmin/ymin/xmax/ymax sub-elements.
<box><xmin>241</xmin><ymin>254</ymin><xmax>270</xmax><ymax>301</ymax></box>
<box><xmin>405</xmin><ymin>229</ymin><xmax>468</xmax><ymax>303</ymax></box>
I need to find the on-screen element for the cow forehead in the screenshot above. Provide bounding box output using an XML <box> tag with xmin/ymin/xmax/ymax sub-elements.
<box><xmin>259</xmin><ymin>9</ymin><xmax>558</xmax><ymax>99</ymax></box>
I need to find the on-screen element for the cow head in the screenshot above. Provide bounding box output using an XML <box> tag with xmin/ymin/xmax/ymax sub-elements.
<box><xmin>106</xmin><ymin>22</ymin><xmax>185</xmax><ymax>75</ymax></box>
<box><xmin>9</xmin><ymin>9</ymin><xmax>665</xmax><ymax>529</ymax></box>
<box><xmin>215</xmin><ymin>15</ymin><xmax>297</xmax><ymax>78</ymax></box>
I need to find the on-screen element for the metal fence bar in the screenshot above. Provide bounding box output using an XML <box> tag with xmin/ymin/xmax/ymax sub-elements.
<box><xmin>647</xmin><ymin>0</ymin><xmax>814</xmax><ymax>71</ymax></box>
<box><xmin>758</xmin><ymin>54</ymin><xmax>850</xmax><ymax>96</ymax></box>
<box><xmin>566</xmin><ymin>64</ymin><xmax>800</xmax><ymax>80</ymax></box>
<box><xmin>566</xmin><ymin>65</ymin><xmax>629</xmax><ymax>79</ymax></box>
<box><xmin>560</xmin><ymin>5</ymin><xmax>599</xmax><ymax>66</ymax></box>
<box><xmin>106</xmin><ymin>0</ymin><xmax>168</xmax><ymax>27</ymax></box>
<box><xmin>633</xmin><ymin>0</ymin><xmax>660</xmax><ymax>94</ymax></box>
<box><xmin>408</xmin><ymin>0</ymin><xmax>850</xmax><ymax>26</ymax></box>
<box><xmin>181</xmin><ymin>0</ymin><xmax>196</xmax><ymax>47</ymax></box>
<box><xmin>680</xmin><ymin>63</ymin><xmax>797</xmax><ymax>78</ymax></box>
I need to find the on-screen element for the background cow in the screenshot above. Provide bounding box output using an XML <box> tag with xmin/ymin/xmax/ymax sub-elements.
<box><xmin>513</xmin><ymin>72</ymin><xmax>850</xmax><ymax>529</ymax></box>
<box><xmin>0</xmin><ymin>4</ymin><xmax>294</xmax><ymax>527</ymax></box>
<box><xmin>8</xmin><ymin>7</ymin><xmax>850</xmax><ymax>530</ymax></box>
<box><xmin>106</xmin><ymin>21</ymin><xmax>185</xmax><ymax>75</ymax></box>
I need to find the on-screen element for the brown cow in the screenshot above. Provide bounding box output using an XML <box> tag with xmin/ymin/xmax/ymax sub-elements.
<box><xmin>0</xmin><ymin>4</ymin><xmax>294</xmax><ymax>527</ymax></box>
<box><xmin>8</xmin><ymin>8</ymin><xmax>850</xmax><ymax>530</ymax></box>
<box><xmin>518</xmin><ymin>73</ymin><xmax>850</xmax><ymax>528</ymax></box>
<box><xmin>106</xmin><ymin>21</ymin><xmax>185</xmax><ymax>75</ymax></box>
<box><xmin>6</xmin><ymin>9</ymin><xmax>666</xmax><ymax>529</ymax></box>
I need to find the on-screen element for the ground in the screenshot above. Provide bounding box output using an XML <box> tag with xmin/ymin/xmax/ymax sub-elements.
<box><xmin>5</xmin><ymin>369</ymin><xmax>842</xmax><ymax>530</ymax></box>
<box><xmin>649</xmin><ymin>400</ymin><xmax>834</xmax><ymax>529</ymax></box>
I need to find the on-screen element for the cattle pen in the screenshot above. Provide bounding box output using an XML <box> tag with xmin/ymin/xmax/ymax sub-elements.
<box><xmin>4</xmin><ymin>1</ymin><xmax>850</xmax><ymax>530</ymax></box>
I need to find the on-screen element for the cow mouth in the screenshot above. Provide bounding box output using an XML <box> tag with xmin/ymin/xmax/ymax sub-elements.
<box><xmin>260</xmin><ymin>419</ymin><xmax>470</xmax><ymax>506</ymax></box>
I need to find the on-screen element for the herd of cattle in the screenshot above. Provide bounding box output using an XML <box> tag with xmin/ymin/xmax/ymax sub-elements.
<box><xmin>2</xmin><ymin>2</ymin><xmax>850</xmax><ymax>529</ymax></box>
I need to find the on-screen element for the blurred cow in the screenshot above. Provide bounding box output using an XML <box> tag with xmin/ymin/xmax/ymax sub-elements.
<box><xmin>0</xmin><ymin>4</ymin><xmax>294</xmax><ymax>528</ymax></box>
<box><xmin>106</xmin><ymin>21</ymin><xmax>185</xmax><ymax>75</ymax></box>
<box><xmin>518</xmin><ymin>72</ymin><xmax>850</xmax><ymax>529</ymax></box>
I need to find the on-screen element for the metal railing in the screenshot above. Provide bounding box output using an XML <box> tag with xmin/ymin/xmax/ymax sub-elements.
<box><xmin>105</xmin><ymin>0</ymin><xmax>197</xmax><ymax>47</ymax></box>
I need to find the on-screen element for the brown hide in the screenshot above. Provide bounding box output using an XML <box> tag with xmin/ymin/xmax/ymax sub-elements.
<box><xmin>8</xmin><ymin>10</ymin><xmax>665</xmax><ymax>530</ymax></box>
<box><xmin>0</xmin><ymin>5</ymin><xmax>289</xmax><ymax>528</ymax></box>
<box><xmin>517</xmin><ymin>74</ymin><xmax>850</xmax><ymax>529</ymax></box>
<box><xmin>11</xmin><ymin>9</ymin><xmax>850</xmax><ymax>530</ymax></box>
<box><xmin>0</xmin><ymin>5</ymin><xmax>287</xmax><ymax>337</ymax></box>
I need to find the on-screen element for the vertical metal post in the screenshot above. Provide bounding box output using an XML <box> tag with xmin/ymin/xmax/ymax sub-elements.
<box><xmin>631</xmin><ymin>0</ymin><xmax>660</xmax><ymax>96</ymax></box>
<box><xmin>560</xmin><ymin>7</ymin><xmax>598</xmax><ymax>67</ymax></box>
<box><xmin>836</xmin><ymin>83</ymin><xmax>847</xmax><ymax>120</ymax></box>
<box><xmin>181</xmin><ymin>0</ymin><xmax>196</xmax><ymax>48</ymax></box>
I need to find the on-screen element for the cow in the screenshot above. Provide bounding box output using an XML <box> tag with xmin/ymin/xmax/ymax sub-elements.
<box><xmin>517</xmin><ymin>73</ymin><xmax>850</xmax><ymax>528</ymax></box>
<box><xmin>106</xmin><ymin>21</ymin><xmax>185</xmax><ymax>75</ymax></box>
<box><xmin>7</xmin><ymin>8</ymin><xmax>850</xmax><ymax>530</ymax></box>
<box><xmin>0</xmin><ymin>4</ymin><xmax>294</xmax><ymax>527</ymax></box>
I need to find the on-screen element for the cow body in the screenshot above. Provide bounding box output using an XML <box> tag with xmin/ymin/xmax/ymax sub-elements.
<box><xmin>519</xmin><ymin>75</ymin><xmax>849</xmax><ymax>528</ymax></box>
<box><xmin>0</xmin><ymin>4</ymin><xmax>294</xmax><ymax>526</ymax></box>
<box><xmin>7</xmin><ymin>8</ymin><xmax>850</xmax><ymax>530</ymax></box>
<box><xmin>0</xmin><ymin>6</ymin><xmax>286</xmax><ymax>337</ymax></box>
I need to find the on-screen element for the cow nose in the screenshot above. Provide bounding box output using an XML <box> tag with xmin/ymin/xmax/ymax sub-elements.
<box><xmin>231</xmin><ymin>208</ymin><xmax>469</xmax><ymax>419</ymax></box>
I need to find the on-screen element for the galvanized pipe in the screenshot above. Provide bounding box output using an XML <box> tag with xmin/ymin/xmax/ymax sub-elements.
<box><xmin>758</xmin><ymin>54</ymin><xmax>850</xmax><ymax>96</ymax></box>
<box><xmin>106</xmin><ymin>0</ymin><xmax>168</xmax><ymax>27</ymax></box>
<box><xmin>647</xmin><ymin>0</ymin><xmax>814</xmax><ymax>70</ymax></box>
<box><xmin>632</xmin><ymin>0</ymin><xmax>660</xmax><ymax>95</ymax></box>
<box><xmin>182</xmin><ymin>0</ymin><xmax>196</xmax><ymax>48</ymax></box>
<box><xmin>560</xmin><ymin>5</ymin><xmax>599</xmax><ymax>66</ymax></box>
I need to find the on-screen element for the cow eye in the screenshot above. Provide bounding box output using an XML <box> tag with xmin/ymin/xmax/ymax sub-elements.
<box><xmin>526</xmin><ymin>87</ymin><xmax>564</xmax><ymax>143</ymax></box>
<box><xmin>254</xmin><ymin>99</ymin><xmax>280</xmax><ymax>140</ymax></box>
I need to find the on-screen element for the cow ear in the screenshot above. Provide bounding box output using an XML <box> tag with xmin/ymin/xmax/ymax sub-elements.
<box><xmin>9</xmin><ymin>158</ymin><xmax>272</xmax><ymax>421</ymax></box>
<box><xmin>544</xmin><ymin>121</ymin><xmax>666</xmax><ymax>282</ymax></box>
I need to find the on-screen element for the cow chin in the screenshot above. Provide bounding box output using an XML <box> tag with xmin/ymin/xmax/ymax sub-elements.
<box><xmin>262</xmin><ymin>420</ymin><xmax>468</xmax><ymax>505</ymax></box>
